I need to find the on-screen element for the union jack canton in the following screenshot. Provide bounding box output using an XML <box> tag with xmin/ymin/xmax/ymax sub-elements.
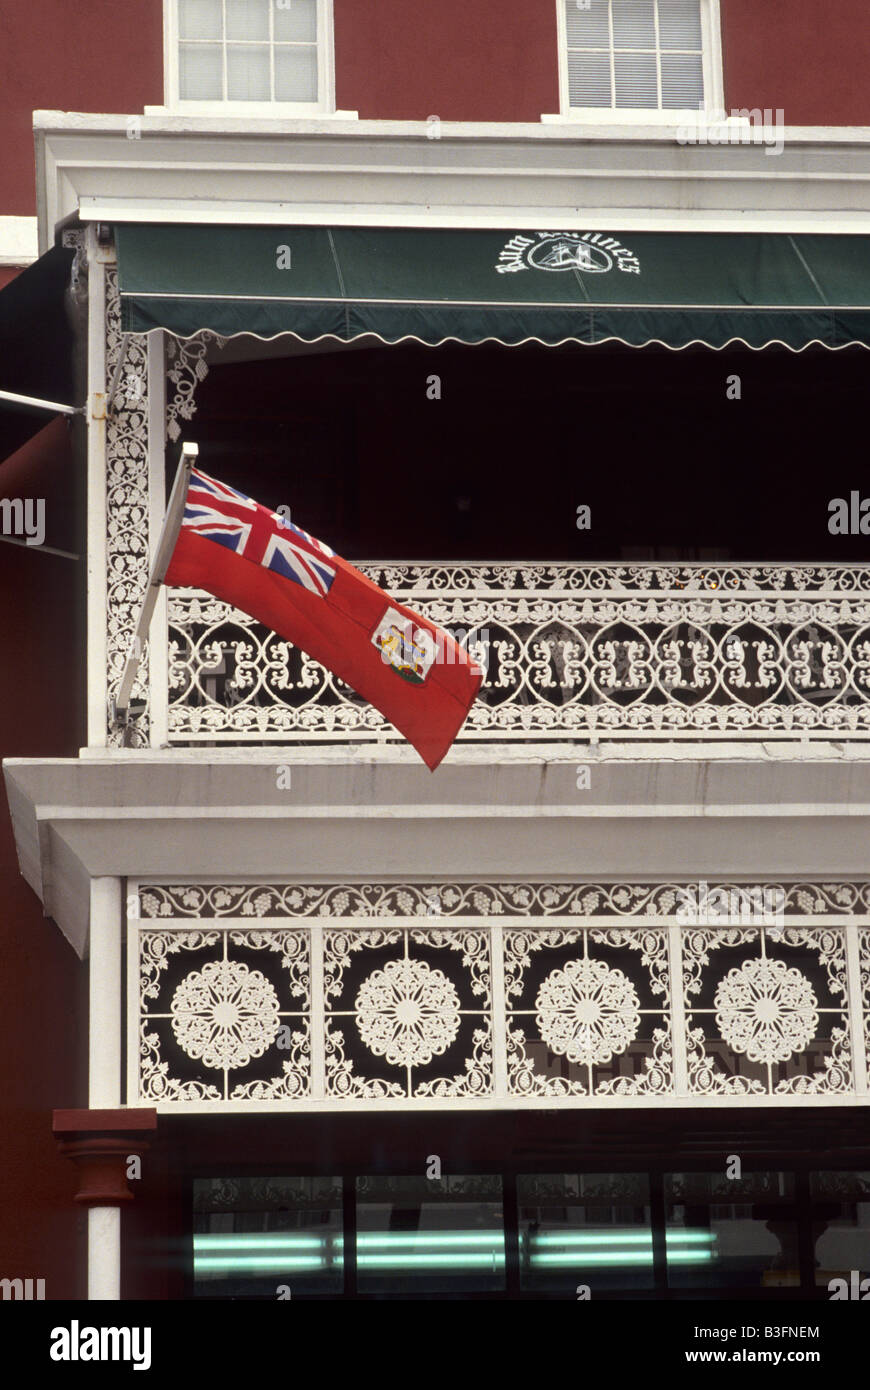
<box><xmin>182</xmin><ymin>467</ymin><xmax>336</xmax><ymax>596</ymax></box>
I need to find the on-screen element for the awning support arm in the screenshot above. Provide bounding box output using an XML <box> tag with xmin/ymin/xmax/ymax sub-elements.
<box><xmin>0</xmin><ymin>388</ymin><xmax>83</xmax><ymax>416</ymax></box>
<box><xmin>106</xmin><ymin>333</ymin><xmax>130</xmax><ymax>415</ymax></box>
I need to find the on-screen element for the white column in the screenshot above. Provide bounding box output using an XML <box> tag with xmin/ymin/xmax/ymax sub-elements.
<box><xmin>85</xmin><ymin>226</ymin><xmax>109</xmax><ymax>749</ymax></box>
<box><xmin>147</xmin><ymin>331</ymin><xmax>169</xmax><ymax>747</ymax></box>
<box><xmin>88</xmin><ymin>1208</ymin><xmax>122</xmax><ymax>1302</ymax></box>
<box><xmin>88</xmin><ymin>876</ymin><xmax>123</xmax><ymax>1301</ymax></box>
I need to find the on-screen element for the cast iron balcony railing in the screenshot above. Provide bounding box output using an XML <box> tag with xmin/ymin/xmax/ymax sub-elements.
<box><xmin>165</xmin><ymin>562</ymin><xmax>870</xmax><ymax>743</ymax></box>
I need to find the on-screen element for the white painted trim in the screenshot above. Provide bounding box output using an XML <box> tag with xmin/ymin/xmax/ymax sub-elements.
<box><xmin>126</xmin><ymin>902</ymin><xmax>140</xmax><ymax>1107</ymax></box>
<box><xmin>74</xmin><ymin>198</ymin><xmax>870</xmax><ymax>236</ymax></box>
<box><xmin>668</xmin><ymin>923</ymin><xmax>689</xmax><ymax>1096</ymax></box>
<box><xmin>86</xmin><ymin>230</ymin><xmax>109</xmax><ymax>750</ymax></box>
<box><xmin>89</xmin><ymin>876</ymin><xmax>122</xmax><ymax>1104</ymax></box>
<box><xmin>705</xmin><ymin>0</ymin><xmax>725</xmax><ymax>115</ymax></box>
<box><xmin>846</xmin><ymin>926</ymin><xmax>868</xmax><ymax>1095</ymax></box>
<box><xmin>33</xmin><ymin>110</ymin><xmax>870</xmax><ymax>140</ymax></box>
<box><xmin>140</xmin><ymin>1094</ymin><xmax>870</xmax><ymax>1114</ymax></box>
<box><xmin>554</xmin><ymin>0</ymin><xmax>724</xmax><ymax>121</ymax></box>
<box><xmin>159</xmin><ymin>0</ymin><xmax>339</xmax><ymax>114</ymax></box>
<box><xmin>146</xmin><ymin>333</ymin><xmax>169</xmax><ymax>749</ymax></box>
<box><xmin>0</xmin><ymin>215</ymin><xmax>38</xmax><ymax>267</ymax></box>
<box><xmin>34</xmin><ymin>116</ymin><xmax>870</xmax><ymax>252</ymax></box>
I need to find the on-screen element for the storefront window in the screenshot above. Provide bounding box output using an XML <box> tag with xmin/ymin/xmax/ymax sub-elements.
<box><xmin>193</xmin><ymin>1175</ymin><xmax>343</xmax><ymax>1297</ymax></box>
<box><xmin>810</xmin><ymin>1171</ymin><xmax>870</xmax><ymax>1289</ymax></box>
<box><xmin>665</xmin><ymin>1171</ymin><xmax>798</xmax><ymax>1290</ymax></box>
<box><xmin>354</xmin><ymin>1174</ymin><xmax>505</xmax><ymax>1295</ymax></box>
<box><xmin>517</xmin><ymin>1172</ymin><xmax>654</xmax><ymax>1293</ymax></box>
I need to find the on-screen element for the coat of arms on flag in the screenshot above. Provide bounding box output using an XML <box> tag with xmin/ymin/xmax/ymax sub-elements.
<box><xmin>114</xmin><ymin>448</ymin><xmax>483</xmax><ymax>770</ymax></box>
<box><xmin>371</xmin><ymin>608</ymin><xmax>437</xmax><ymax>685</ymax></box>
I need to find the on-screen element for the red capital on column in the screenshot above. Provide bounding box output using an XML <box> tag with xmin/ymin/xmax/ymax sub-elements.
<box><xmin>52</xmin><ymin>1109</ymin><xmax>158</xmax><ymax>1206</ymax></box>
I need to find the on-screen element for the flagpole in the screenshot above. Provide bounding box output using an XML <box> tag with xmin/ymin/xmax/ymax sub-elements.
<box><xmin>110</xmin><ymin>441</ymin><xmax>198</xmax><ymax>725</ymax></box>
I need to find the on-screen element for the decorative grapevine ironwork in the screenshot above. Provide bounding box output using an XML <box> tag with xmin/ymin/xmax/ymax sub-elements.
<box><xmin>129</xmin><ymin>882</ymin><xmax>870</xmax><ymax>1108</ymax></box>
<box><xmin>165</xmin><ymin>332</ymin><xmax>225</xmax><ymax>443</ymax></box>
<box><xmin>137</xmin><ymin>880</ymin><xmax>870</xmax><ymax>920</ymax></box>
<box><xmin>166</xmin><ymin>571</ymin><xmax>870</xmax><ymax>741</ymax></box>
<box><xmin>105</xmin><ymin>268</ymin><xmax>151</xmax><ymax>747</ymax></box>
<box><xmin>862</xmin><ymin>929</ymin><xmax>870</xmax><ymax>1072</ymax></box>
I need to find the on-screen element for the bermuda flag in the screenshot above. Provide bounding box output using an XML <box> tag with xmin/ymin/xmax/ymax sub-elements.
<box><xmin>162</xmin><ymin>467</ymin><xmax>484</xmax><ymax>769</ymax></box>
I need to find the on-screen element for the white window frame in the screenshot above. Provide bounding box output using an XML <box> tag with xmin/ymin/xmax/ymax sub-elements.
<box><xmin>548</xmin><ymin>0</ymin><xmax>724</xmax><ymax>123</ymax></box>
<box><xmin>154</xmin><ymin>0</ymin><xmax>348</xmax><ymax>116</ymax></box>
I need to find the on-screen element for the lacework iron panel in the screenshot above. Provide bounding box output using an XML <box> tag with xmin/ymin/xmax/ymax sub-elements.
<box><xmin>165</xmin><ymin>567</ymin><xmax>870</xmax><ymax>742</ymax></box>
<box><xmin>128</xmin><ymin>881</ymin><xmax>870</xmax><ymax>1109</ymax></box>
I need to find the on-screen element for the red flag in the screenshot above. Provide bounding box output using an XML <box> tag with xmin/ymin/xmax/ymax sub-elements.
<box><xmin>162</xmin><ymin>468</ymin><xmax>483</xmax><ymax>769</ymax></box>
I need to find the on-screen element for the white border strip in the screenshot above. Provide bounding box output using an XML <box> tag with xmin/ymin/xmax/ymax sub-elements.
<box><xmin>0</xmin><ymin>216</ymin><xmax>38</xmax><ymax>267</ymax></box>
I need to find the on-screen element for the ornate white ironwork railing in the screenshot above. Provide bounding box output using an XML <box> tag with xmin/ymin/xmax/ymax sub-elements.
<box><xmin>166</xmin><ymin>563</ymin><xmax>870</xmax><ymax>742</ymax></box>
<box><xmin>127</xmin><ymin>879</ymin><xmax>870</xmax><ymax>1111</ymax></box>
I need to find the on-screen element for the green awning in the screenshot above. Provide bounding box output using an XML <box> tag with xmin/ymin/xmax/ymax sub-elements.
<box><xmin>116</xmin><ymin>225</ymin><xmax>870</xmax><ymax>352</ymax></box>
<box><xmin>0</xmin><ymin>244</ymin><xmax>78</xmax><ymax>462</ymax></box>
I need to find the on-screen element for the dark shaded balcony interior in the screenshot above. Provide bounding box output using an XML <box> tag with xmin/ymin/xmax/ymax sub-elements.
<box><xmin>169</xmin><ymin>340</ymin><xmax>868</xmax><ymax>563</ymax></box>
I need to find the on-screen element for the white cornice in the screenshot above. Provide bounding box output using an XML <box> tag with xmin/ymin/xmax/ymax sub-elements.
<box><xmin>8</xmin><ymin>751</ymin><xmax>870</xmax><ymax>955</ymax></box>
<box><xmin>33</xmin><ymin>110</ymin><xmax>870</xmax><ymax>252</ymax></box>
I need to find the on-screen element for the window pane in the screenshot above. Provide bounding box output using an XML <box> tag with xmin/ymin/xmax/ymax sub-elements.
<box><xmin>226</xmin><ymin>0</ymin><xmax>270</xmax><ymax>42</ymax></box>
<box><xmin>658</xmin><ymin>0</ymin><xmax>703</xmax><ymax>50</ymax></box>
<box><xmin>614</xmin><ymin>52</ymin><xmax>657</xmax><ymax>106</ymax></box>
<box><xmin>565</xmin><ymin>0</ymin><xmax>610</xmax><ymax>49</ymax></box>
<box><xmin>661</xmin><ymin>52</ymin><xmax>704</xmax><ymax>108</ymax></box>
<box><xmin>179</xmin><ymin>0</ymin><xmax>222</xmax><ymax>41</ymax></box>
<box><xmin>355</xmin><ymin>1175</ymin><xmax>505</xmax><ymax>1295</ymax></box>
<box><xmin>275</xmin><ymin>45</ymin><xmax>318</xmax><ymax>102</ymax></box>
<box><xmin>275</xmin><ymin>0</ymin><xmax>318</xmax><ymax>43</ymax></box>
<box><xmin>518</xmin><ymin>1173</ymin><xmax>654</xmax><ymax>1294</ymax></box>
<box><xmin>666</xmin><ymin>1172</ymin><xmax>798</xmax><ymax>1290</ymax></box>
<box><xmin>568</xmin><ymin>52</ymin><xmax>612</xmax><ymax>107</ymax></box>
<box><xmin>811</xmin><ymin>1172</ymin><xmax>870</xmax><ymax>1287</ymax></box>
<box><xmin>179</xmin><ymin>43</ymin><xmax>223</xmax><ymax>99</ymax></box>
<box><xmin>192</xmin><ymin>1176</ymin><xmax>343</xmax><ymax>1298</ymax></box>
<box><xmin>612</xmin><ymin>0</ymin><xmax>655</xmax><ymax>50</ymax></box>
<box><xmin>227</xmin><ymin>43</ymin><xmax>271</xmax><ymax>100</ymax></box>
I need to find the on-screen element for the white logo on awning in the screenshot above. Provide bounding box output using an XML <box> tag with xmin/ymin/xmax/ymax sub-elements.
<box><xmin>496</xmin><ymin>232</ymin><xmax>641</xmax><ymax>276</ymax></box>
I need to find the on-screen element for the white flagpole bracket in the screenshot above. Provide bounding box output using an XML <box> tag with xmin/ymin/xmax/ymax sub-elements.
<box><xmin>110</xmin><ymin>441</ymin><xmax>198</xmax><ymax>728</ymax></box>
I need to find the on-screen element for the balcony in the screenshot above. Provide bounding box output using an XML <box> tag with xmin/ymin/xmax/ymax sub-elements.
<box><xmin>163</xmin><ymin>561</ymin><xmax>870</xmax><ymax>745</ymax></box>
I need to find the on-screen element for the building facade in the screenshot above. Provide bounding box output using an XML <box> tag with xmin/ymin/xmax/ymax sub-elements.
<box><xmin>3</xmin><ymin>1</ymin><xmax>870</xmax><ymax>1301</ymax></box>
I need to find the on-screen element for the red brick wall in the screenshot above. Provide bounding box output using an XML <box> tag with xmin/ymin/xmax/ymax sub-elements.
<box><xmin>721</xmin><ymin>0</ymin><xmax>870</xmax><ymax>124</ymax></box>
<box><xmin>0</xmin><ymin>420</ymin><xmax>87</xmax><ymax>1298</ymax></box>
<box><xmin>334</xmin><ymin>0</ymin><xmax>559</xmax><ymax>121</ymax></box>
<box><xmin>0</xmin><ymin>0</ymin><xmax>163</xmax><ymax>213</ymax></box>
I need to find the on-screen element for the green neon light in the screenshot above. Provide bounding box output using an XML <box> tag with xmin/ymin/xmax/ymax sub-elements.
<box><xmin>355</xmin><ymin>1254</ymin><xmax>506</xmax><ymax>1269</ymax></box>
<box><xmin>532</xmin><ymin>1250</ymin><xmax>714</xmax><ymax>1266</ymax></box>
<box><xmin>531</xmin><ymin>1232</ymin><xmax>715</xmax><ymax>1248</ymax></box>
<box><xmin>193</xmin><ymin>1229</ymin><xmax>719</xmax><ymax>1277</ymax></box>
<box><xmin>354</xmin><ymin>1234</ymin><xmax>504</xmax><ymax>1249</ymax></box>
<box><xmin>195</xmin><ymin>1256</ymin><xmax>328</xmax><ymax>1271</ymax></box>
<box><xmin>194</xmin><ymin>1236</ymin><xmax>326</xmax><ymax>1251</ymax></box>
